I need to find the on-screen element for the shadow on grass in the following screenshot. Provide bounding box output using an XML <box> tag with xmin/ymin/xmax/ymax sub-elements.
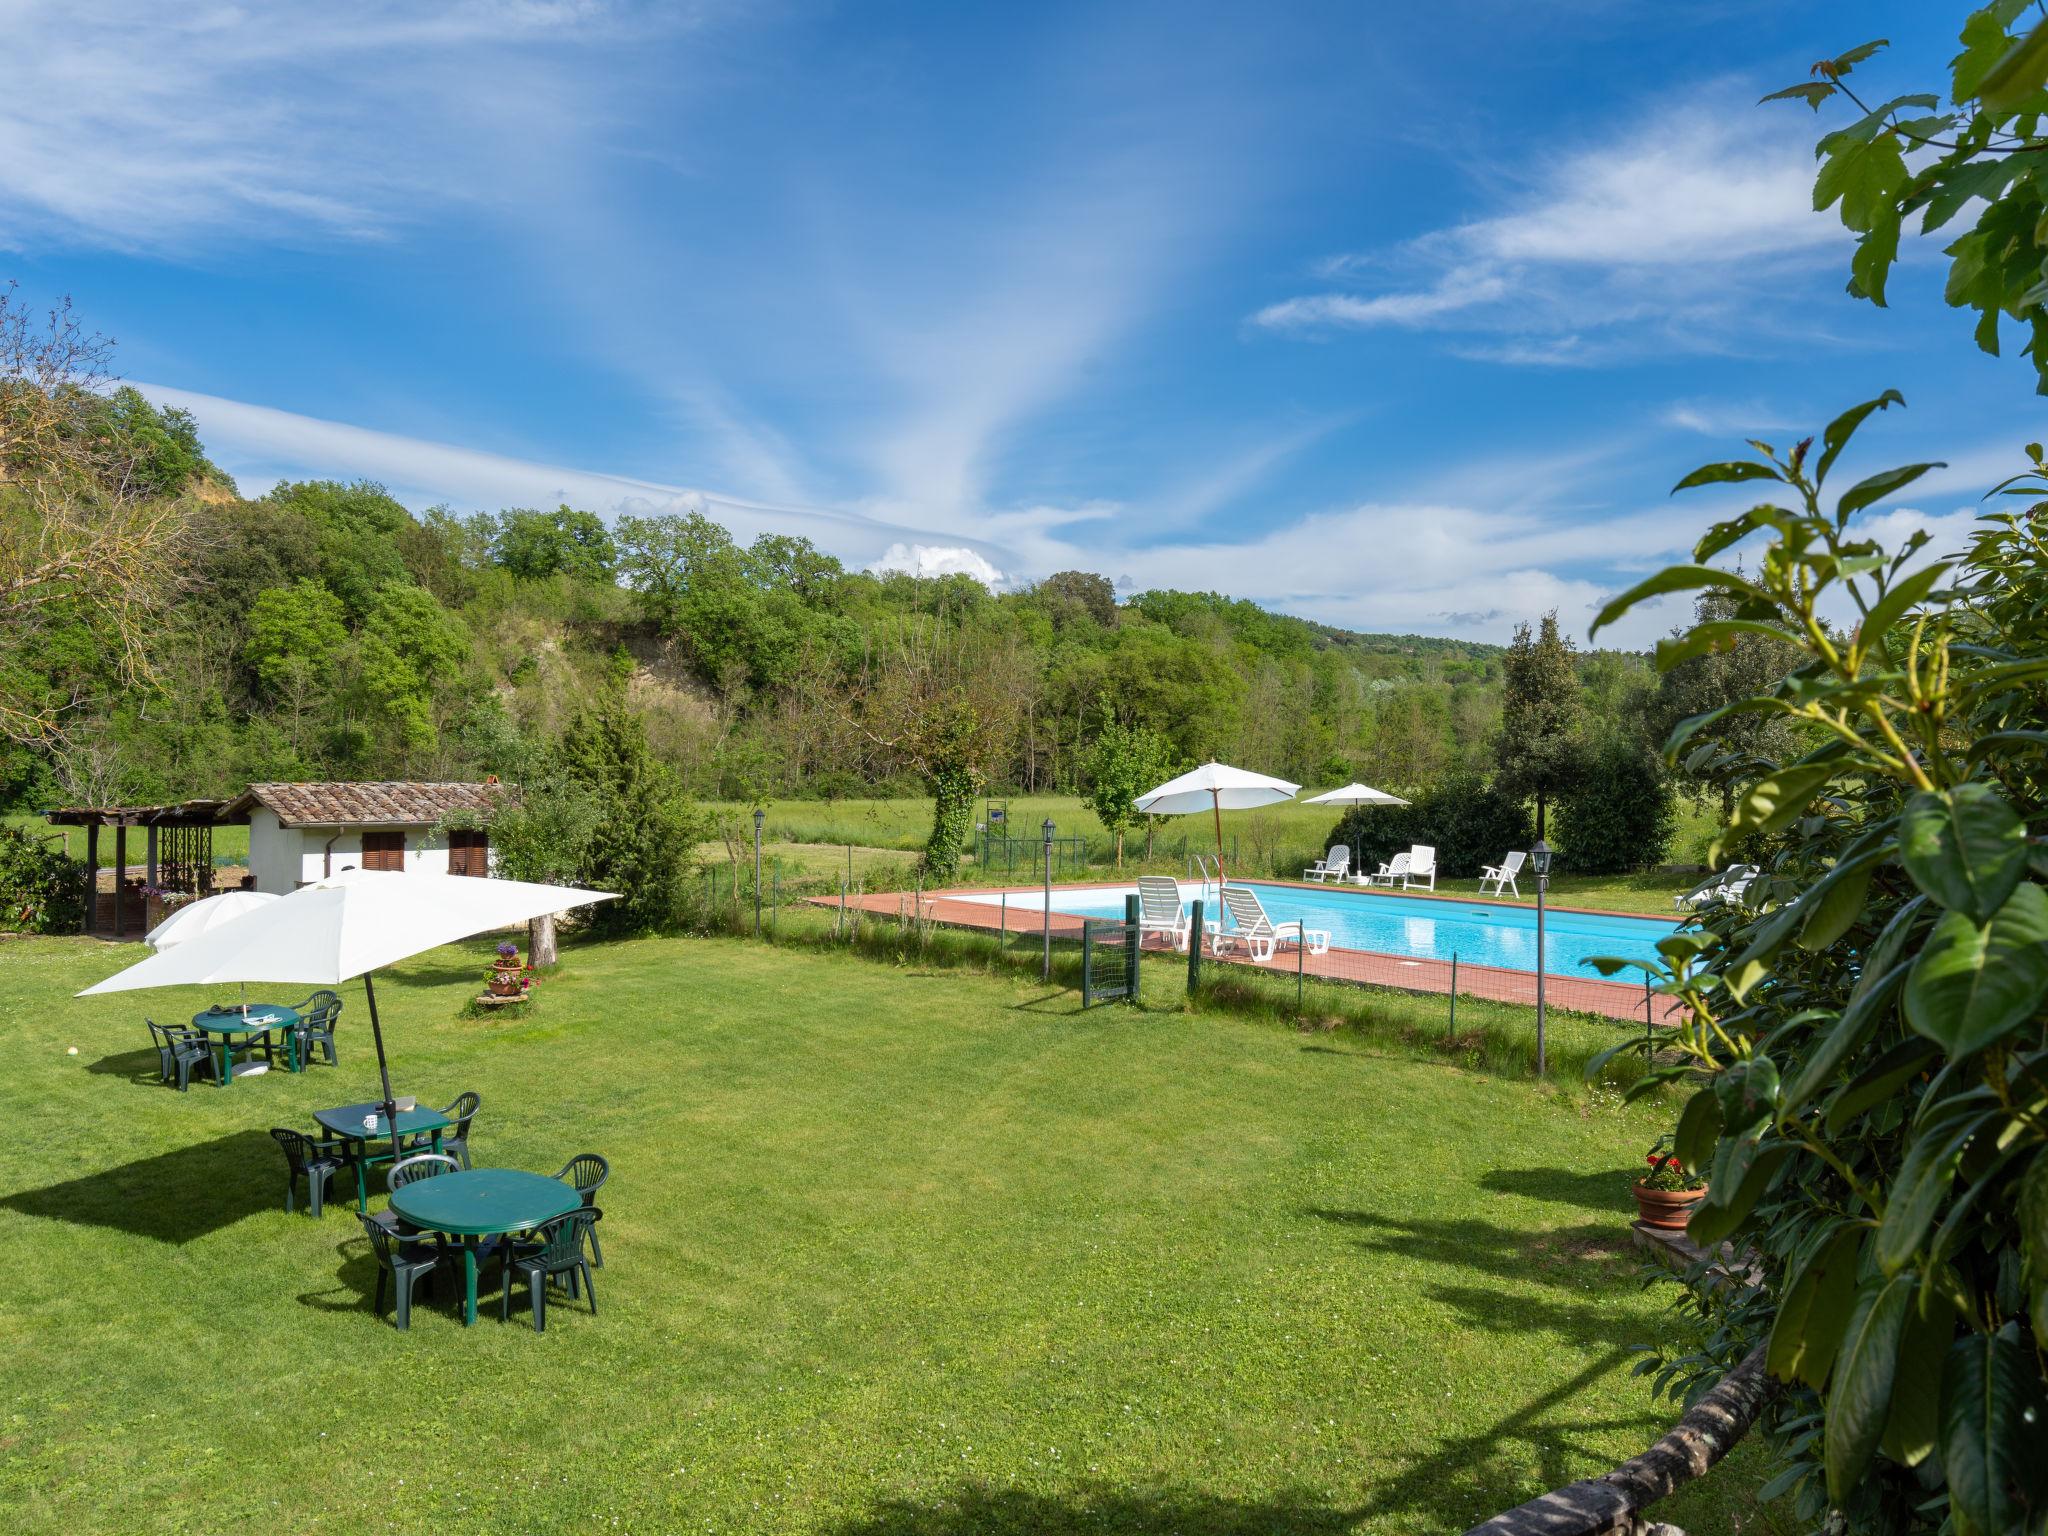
<box><xmin>85</xmin><ymin>1046</ymin><xmax>168</xmax><ymax>1085</ymax></box>
<box><xmin>297</xmin><ymin>1233</ymin><xmax>486</xmax><ymax>1327</ymax></box>
<box><xmin>822</xmin><ymin>1485</ymin><xmax>1361</xmax><ymax>1535</ymax></box>
<box><xmin>0</xmin><ymin>1130</ymin><xmax>280</xmax><ymax>1243</ymax></box>
<box><xmin>1478</xmin><ymin>1166</ymin><xmax>1630</xmax><ymax>1213</ymax></box>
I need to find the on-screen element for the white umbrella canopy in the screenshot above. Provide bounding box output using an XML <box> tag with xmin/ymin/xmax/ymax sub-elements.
<box><xmin>144</xmin><ymin>889</ymin><xmax>280</xmax><ymax>950</ymax></box>
<box><xmin>80</xmin><ymin>868</ymin><xmax>616</xmax><ymax>1164</ymax></box>
<box><xmin>1133</xmin><ymin>761</ymin><xmax>1301</xmax><ymax>880</ymax></box>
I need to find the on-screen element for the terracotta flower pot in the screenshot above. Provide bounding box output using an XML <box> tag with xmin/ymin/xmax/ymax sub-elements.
<box><xmin>488</xmin><ymin>964</ymin><xmax>525</xmax><ymax>998</ymax></box>
<box><xmin>1632</xmin><ymin>1182</ymin><xmax>1707</xmax><ymax>1230</ymax></box>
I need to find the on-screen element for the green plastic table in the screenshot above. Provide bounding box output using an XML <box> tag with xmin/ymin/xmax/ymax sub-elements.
<box><xmin>388</xmin><ymin>1168</ymin><xmax>581</xmax><ymax>1325</ymax></box>
<box><xmin>313</xmin><ymin>1102</ymin><xmax>453</xmax><ymax>1211</ymax></box>
<box><xmin>190</xmin><ymin>1003</ymin><xmax>300</xmax><ymax>1084</ymax></box>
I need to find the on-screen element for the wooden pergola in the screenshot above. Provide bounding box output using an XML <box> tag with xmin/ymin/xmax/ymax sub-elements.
<box><xmin>44</xmin><ymin>800</ymin><xmax>249</xmax><ymax>939</ymax></box>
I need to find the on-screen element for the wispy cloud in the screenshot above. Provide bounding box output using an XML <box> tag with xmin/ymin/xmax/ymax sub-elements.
<box><xmin>1250</xmin><ymin>90</ymin><xmax>1844</xmax><ymax>361</ymax></box>
<box><xmin>1661</xmin><ymin>398</ymin><xmax>1797</xmax><ymax>435</ymax></box>
<box><xmin>0</xmin><ymin>1</ymin><xmax>702</xmax><ymax>250</ymax></box>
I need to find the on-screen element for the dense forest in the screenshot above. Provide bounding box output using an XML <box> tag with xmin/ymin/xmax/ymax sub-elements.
<box><xmin>2</xmin><ymin>292</ymin><xmax>1751</xmax><ymax>877</ymax></box>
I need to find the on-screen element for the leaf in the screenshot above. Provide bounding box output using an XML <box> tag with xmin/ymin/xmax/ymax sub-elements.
<box><xmin>1782</xmin><ymin>961</ymin><xmax>1911</xmax><ymax>1119</ymax></box>
<box><xmin>1828</xmin><ymin>39</ymin><xmax>1890</xmax><ymax>75</ymax></box>
<box><xmin>1814</xmin><ymin>133</ymin><xmax>1909</xmax><ymax>232</ymax></box>
<box><xmin>1978</xmin><ymin>16</ymin><xmax>2048</xmax><ymax>112</ymax></box>
<box><xmin>1762</xmin><ymin>82</ymin><xmax>1836</xmax><ymax>111</ymax></box>
<box><xmin>1836</xmin><ymin>461</ymin><xmax>1945</xmax><ymax>520</ymax></box>
<box><xmin>1729</xmin><ymin>761</ymin><xmax>1839</xmax><ymax>841</ymax></box>
<box><xmin>2022</xmin><ymin>1154</ymin><xmax>2048</xmax><ymax>1342</ymax></box>
<box><xmin>1965</xmin><ymin>729</ymin><xmax>2048</xmax><ymax>767</ymax></box>
<box><xmin>1824</xmin><ymin>1272</ymin><xmax>1917</xmax><ymax>1503</ymax></box>
<box><xmin>1941</xmin><ymin>1331</ymin><xmax>2048</xmax><ymax>1536</ymax></box>
<box><xmin>1878</xmin><ymin>1105</ymin><xmax>1998</xmax><ymax>1272</ymax></box>
<box><xmin>1880</xmin><ymin>1280</ymin><xmax>1956</xmax><ymax>1467</ymax></box>
<box><xmin>1797</xmin><ymin>859</ymin><xmax>1874</xmax><ymax>952</ymax></box>
<box><xmin>1849</xmin><ymin>200</ymin><xmax>1902</xmax><ymax>307</ymax></box>
<box><xmin>1675</xmin><ymin>1087</ymin><xmax>1722</xmax><ymax>1173</ymax></box>
<box><xmin>1715</xmin><ymin>1055</ymin><xmax>1781</xmax><ymax>1134</ymax></box>
<box><xmin>1904</xmin><ymin>883</ymin><xmax>2048</xmax><ymax>1054</ymax></box>
<box><xmin>1656</xmin><ymin>618</ymin><xmax>1805</xmax><ymax>670</ymax></box>
<box><xmin>1768</xmin><ymin>1224</ymin><xmax>1865</xmax><ymax>1388</ymax></box>
<box><xmin>1672</xmin><ymin>461</ymin><xmax>1784</xmax><ymax>492</ymax></box>
<box><xmin>1855</xmin><ymin>560</ymin><xmax>1953</xmax><ymax>651</ymax></box>
<box><xmin>1689</xmin><ymin>1137</ymin><xmax>1794</xmax><ymax>1246</ymax></box>
<box><xmin>1824</xmin><ymin>1033</ymin><xmax>1940</xmax><ymax>1136</ymax></box>
<box><xmin>1816</xmin><ymin>389</ymin><xmax>1905</xmax><ymax>486</ymax></box>
<box><xmin>1898</xmin><ymin>784</ymin><xmax>2028</xmax><ymax>920</ymax></box>
<box><xmin>1590</xmin><ymin>566</ymin><xmax>1761</xmax><ymax>639</ymax></box>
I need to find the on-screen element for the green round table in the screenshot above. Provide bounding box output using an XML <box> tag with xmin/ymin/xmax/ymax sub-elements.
<box><xmin>388</xmin><ymin>1169</ymin><xmax>580</xmax><ymax>1325</ymax></box>
<box><xmin>190</xmin><ymin>1003</ymin><xmax>300</xmax><ymax>1083</ymax></box>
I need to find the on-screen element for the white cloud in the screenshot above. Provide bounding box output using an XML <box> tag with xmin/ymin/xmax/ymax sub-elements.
<box><xmin>1251</xmin><ymin>92</ymin><xmax>1845</xmax><ymax>358</ymax></box>
<box><xmin>0</xmin><ymin>1</ymin><xmax>697</xmax><ymax>250</ymax></box>
<box><xmin>866</xmin><ymin>543</ymin><xmax>1006</xmax><ymax>587</ymax></box>
<box><xmin>1662</xmin><ymin>399</ymin><xmax>1796</xmax><ymax>435</ymax></box>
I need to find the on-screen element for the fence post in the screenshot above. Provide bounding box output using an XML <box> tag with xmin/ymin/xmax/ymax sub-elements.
<box><xmin>838</xmin><ymin>874</ymin><xmax>847</xmax><ymax>939</ymax></box>
<box><xmin>771</xmin><ymin>870</ymin><xmax>780</xmax><ymax>940</ymax></box>
<box><xmin>1449</xmin><ymin>952</ymin><xmax>1458</xmax><ymax>1043</ymax></box>
<box><xmin>1124</xmin><ymin>893</ymin><xmax>1140</xmax><ymax>1004</ymax></box>
<box><xmin>1082</xmin><ymin>922</ymin><xmax>1096</xmax><ymax>1008</ymax></box>
<box><xmin>1296</xmin><ymin>924</ymin><xmax>1305</xmax><ymax>1014</ymax></box>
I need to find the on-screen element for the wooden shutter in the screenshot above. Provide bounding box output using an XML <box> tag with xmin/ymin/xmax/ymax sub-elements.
<box><xmin>361</xmin><ymin>831</ymin><xmax>406</xmax><ymax>871</ymax></box>
<box><xmin>448</xmin><ymin>829</ymin><xmax>488</xmax><ymax>877</ymax></box>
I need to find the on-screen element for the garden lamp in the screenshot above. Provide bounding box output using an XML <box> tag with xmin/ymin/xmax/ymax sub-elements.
<box><xmin>1042</xmin><ymin>818</ymin><xmax>1056</xmax><ymax>981</ymax></box>
<box><xmin>1530</xmin><ymin>839</ymin><xmax>1551</xmax><ymax>1076</ymax></box>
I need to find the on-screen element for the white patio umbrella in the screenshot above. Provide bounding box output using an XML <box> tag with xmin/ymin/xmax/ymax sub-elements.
<box><xmin>1133</xmin><ymin>761</ymin><xmax>1301</xmax><ymax>881</ymax></box>
<box><xmin>145</xmin><ymin>889</ymin><xmax>279</xmax><ymax>949</ymax></box>
<box><xmin>80</xmin><ymin>868</ymin><xmax>615</xmax><ymax>1165</ymax></box>
<box><xmin>1301</xmin><ymin>782</ymin><xmax>1411</xmax><ymax>874</ymax></box>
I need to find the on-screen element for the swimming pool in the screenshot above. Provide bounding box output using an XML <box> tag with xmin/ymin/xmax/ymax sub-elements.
<box><xmin>956</xmin><ymin>880</ymin><xmax>1675</xmax><ymax>978</ymax></box>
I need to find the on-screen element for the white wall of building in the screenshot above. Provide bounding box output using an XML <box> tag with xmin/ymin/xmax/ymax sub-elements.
<box><xmin>246</xmin><ymin>807</ymin><xmax>303</xmax><ymax>895</ymax></box>
<box><xmin>248</xmin><ymin>812</ymin><xmax>489</xmax><ymax>890</ymax></box>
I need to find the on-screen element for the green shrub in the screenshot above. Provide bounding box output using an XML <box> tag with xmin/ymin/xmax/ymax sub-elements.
<box><xmin>1552</xmin><ymin>737</ymin><xmax>1675</xmax><ymax>874</ymax></box>
<box><xmin>0</xmin><ymin>823</ymin><xmax>84</xmax><ymax>933</ymax></box>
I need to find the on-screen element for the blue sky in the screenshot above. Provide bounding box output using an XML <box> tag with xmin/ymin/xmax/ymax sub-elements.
<box><xmin>2</xmin><ymin>1</ymin><xmax>2036</xmax><ymax>645</ymax></box>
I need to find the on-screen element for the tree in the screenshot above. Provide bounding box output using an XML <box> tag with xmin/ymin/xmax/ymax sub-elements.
<box><xmin>1035</xmin><ymin>570</ymin><xmax>1118</xmax><ymax>629</ymax></box>
<box><xmin>491</xmin><ymin>505</ymin><xmax>617</xmax><ymax>582</ymax></box>
<box><xmin>1081</xmin><ymin>718</ymin><xmax>1179</xmax><ymax>867</ymax></box>
<box><xmin>558</xmin><ymin>682</ymin><xmax>709</xmax><ymax>936</ymax></box>
<box><xmin>1651</xmin><ymin>586</ymin><xmax>1803</xmax><ymax>819</ymax></box>
<box><xmin>1494</xmin><ymin>611</ymin><xmax>1586</xmax><ymax>838</ymax></box>
<box><xmin>243</xmin><ymin>580</ymin><xmax>348</xmax><ymax>699</ymax></box>
<box><xmin>1551</xmin><ymin>736</ymin><xmax>1675</xmax><ymax>875</ymax></box>
<box><xmin>482</xmin><ymin>729</ymin><xmax>607</xmax><ymax>965</ymax></box>
<box><xmin>1772</xmin><ymin>12</ymin><xmax>2048</xmax><ymax>391</ymax></box>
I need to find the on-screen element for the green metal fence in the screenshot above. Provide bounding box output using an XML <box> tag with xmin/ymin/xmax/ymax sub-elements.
<box><xmin>1080</xmin><ymin>895</ymin><xmax>1140</xmax><ymax>1008</ymax></box>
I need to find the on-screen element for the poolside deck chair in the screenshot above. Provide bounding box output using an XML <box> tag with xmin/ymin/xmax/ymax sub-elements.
<box><xmin>1367</xmin><ymin>851</ymin><xmax>1411</xmax><ymax>888</ymax></box>
<box><xmin>1680</xmin><ymin>865</ymin><xmax>1759</xmax><ymax>910</ymax></box>
<box><xmin>1404</xmin><ymin>845</ymin><xmax>1437</xmax><ymax>892</ymax></box>
<box><xmin>1478</xmin><ymin>850</ymin><xmax>1525</xmax><ymax>897</ymax></box>
<box><xmin>1136</xmin><ymin>876</ymin><xmax>1212</xmax><ymax>952</ymax></box>
<box><xmin>1303</xmin><ymin>846</ymin><xmax>1350</xmax><ymax>883</ymax></box>
<box><xmin>1215</xmin><ymin>885</ymin><xmax>1329</xmax><ymax>964</ymax></box>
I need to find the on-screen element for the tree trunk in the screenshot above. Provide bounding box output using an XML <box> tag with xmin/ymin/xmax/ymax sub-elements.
<box><xmin>1115</xmin><ymin>829</ymin><xmax>1124</xmax><ymax>869</ymax></box>
<box><xmin>528</xmin><ymin>912</ymin><xmax>559</xmax><ymax>968</ymax></box>
<box><xmin>1145</xmin><ymin>818</ymin><xmax>1154</xmax><ymax>860</ymax></box>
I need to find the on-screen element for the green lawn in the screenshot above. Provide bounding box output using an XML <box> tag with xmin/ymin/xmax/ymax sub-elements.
<box><xmin>0</xmin><ymin>932</ymin><xmax>1781</xmax><ymax>1534</ymax></box>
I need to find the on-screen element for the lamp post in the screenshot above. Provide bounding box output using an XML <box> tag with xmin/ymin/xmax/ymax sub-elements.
<box><xmin>1530</xmin><ymin>838</ymin><xmax>1551</xmax><ymax>1077</ymax></box>
<box><xmin>753</xmin><ymin>807</ymin><xmax>765</xmax><ymax>939</ymax></box>
<box><xmin>1042</xmin><ymin>817</ymin><xmax>1055</xmax><ymax>981</ymax></box>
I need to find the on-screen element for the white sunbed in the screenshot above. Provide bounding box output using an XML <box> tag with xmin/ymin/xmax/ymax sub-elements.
<box><xmin>1405</xmin><ymin>845</ymin><xmax>1437</xmax><ymax>892</ymax></box>
<box><xmin>1303</xmin><ymin>845</ymin><xmax>1351</xmax><ymax>883</ymax></box>
<box><xmin>1679</xmin><ymin>865</ymin><xmax>1760</xmax><ymax>910</ymax></box>
<box><xmin>1136</xmin><ymin>876</ymin><xmax>1215</xmax><ymax>952</ymax></box>
<box><xmin>1479</xmin><ymin>850</ymin><xmax>1525</xmax><ymax>898</ymax></box>
<box><xmin>1215</xmin><ymin>884</ymin><xmax>1330</xmax><ymax>964</ymax></box>
<box><xmin>1367</xmin><ymin>851</ymin><xmax>1411</xmax><ymax>888</ymax></box>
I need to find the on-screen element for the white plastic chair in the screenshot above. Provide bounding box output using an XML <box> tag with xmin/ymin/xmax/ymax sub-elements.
<box><xmin>1215</xmin><ymin>885</ymin><xmax>1329</xmax><ymax>963</ymax></box>
<box><xmin>1303</xmin><ymin>846</ymin><xmax>1350</xmax><ymax>883</ymax></box>
<box><xmin>1368</xmin><ymin>851</ymin><xmax>1411</xmax><ymax>888</ymax></box>
<box><xmin>1136</xmin><ymin>876</ymin><xmax>1213</xmax><ymax>952</ymax></box>
<box><xmin>1679</xmin><ymin>864</ymin><xmax>1759</xmax><ymax>910</ymax></box>
<box><xmin>1479</xmin><ymin>850</ymin><xmax>1525</xmax><ymax>897</ymax></box>
<box><xmin>1405</xmin><ymin>845</ymin><xmax>1437</xmax><ymax>892</ymax></box>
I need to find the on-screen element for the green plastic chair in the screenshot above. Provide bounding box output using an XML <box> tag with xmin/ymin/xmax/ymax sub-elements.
<box><xmin>403</xmin><ymin>1092</ymin><xmax>480</xmax><ymax>1168</ymax></box>
<box><xmin>356</xmin><ymin>1212</ymin><xmax>438</xmax><ymax>1330</ymax></box>
<box><xmin>386</xmin><ymin>1153</ymin><xmax>459</xmax><ymax>1191</ymax></box>
<box><xmin>290</xmin><ymin>991</ymin><xmax>342</xmax><ymax>1067</ymax></box>
<box><xmin>148</xmin><ymin>1020</ymin><xmax>213</xmax><ymax>1091</ymax></box>
<box><xmin>270</xmin><ymin>1127</ymin><xmax>344</xmax><ymax>1217</ymax></box>
<box><xmin>500</xmin><ymin>1208</ymin><xmax>601</xmax><ymax>1333</ymax></box>
<box><xmin>552</xmin><ymin>1153</ymin><xmax>609</xmax><ymax>1268</ymax></box>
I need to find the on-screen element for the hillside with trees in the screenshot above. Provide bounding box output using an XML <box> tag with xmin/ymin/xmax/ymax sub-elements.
<box><xmin>0</xmin><ymin>287</ymin><xmax>1752</xmax><ymax>877</ymax></box>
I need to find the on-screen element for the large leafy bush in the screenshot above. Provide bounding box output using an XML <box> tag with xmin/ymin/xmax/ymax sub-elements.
<box><xmin>1327</xmin><ymin>770</ymin><xmax>1532</xmax><ymax>877</ymax></box>
<box><xmin>0</xmin><ymin>823</ymin><xmax>84</xmax><ymax>933</ymax></box>
<box><xmin>1593</xmin><ymin>397</ymin><xmax>2048</xmax><ymax>1535</ymax></box>
<box><xmin>1552</xmin><ymin>736</ymin><xmax>1676</xmax><ymax>875</ymax></box>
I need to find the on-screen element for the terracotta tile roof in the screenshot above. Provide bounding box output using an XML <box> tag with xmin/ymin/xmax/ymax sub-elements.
<box><xmin>226</xmin><ymin>782</ymin><xmax>509</xmax><ymax>828</ymax></box>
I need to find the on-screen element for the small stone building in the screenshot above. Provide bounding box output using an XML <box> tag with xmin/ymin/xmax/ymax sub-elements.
<box><xmin>227</xmin><ymin>782</ymin><xmax>507</xmax><ymax>894</ymax></box>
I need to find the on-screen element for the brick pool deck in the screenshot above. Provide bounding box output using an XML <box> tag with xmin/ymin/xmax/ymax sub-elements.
<box><xmin>821</xmin><ymin>881</ymin><xmax>1684</xmax><ymax>1026</ymax></box>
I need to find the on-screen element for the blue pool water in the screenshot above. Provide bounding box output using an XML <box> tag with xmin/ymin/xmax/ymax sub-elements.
<box><xmin>963</xmin><ymin>881</ymin><xmax>1674</xmax><ymax>978</ymax></box>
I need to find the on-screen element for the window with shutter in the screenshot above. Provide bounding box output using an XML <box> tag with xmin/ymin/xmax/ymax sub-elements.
<box><xmin>449</xmin><ymin>829</ymin><xmax>489</xmax><ymax>877</ymax></box>
<box><xmin>361</xmin><ymin>831</ymin><xmax>406</xmax><ymax>871</ymax></box>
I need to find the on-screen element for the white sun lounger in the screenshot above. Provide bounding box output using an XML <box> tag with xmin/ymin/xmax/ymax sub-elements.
<box><xmin>1303</xmin><ymin>845</ymin><xmax>1350</xmax><ymax>883</ymax></box>
<box><xmin>1679</xmin><ymin>865</ymin><xmax>1759</xmax><ymax>910</ymax></box>
<box><xmin>1136</xmin><ymin>876</ymin><xmax>1215</xmax><ymax>952</ymax></box>
<box><xmin>1479</xmin><ymin>850</ymin><xmax>1525</xmax><ymax>897</ymax></box>
<box><xmin>1368</xmin><ymin>851</ymin><xmax>1411</xmax><ymax>888</ymax></box>
<box><xmin>1216</xmin><ymin>885</ymin><xmax>1329</xmax><ymax>964</ymax></box>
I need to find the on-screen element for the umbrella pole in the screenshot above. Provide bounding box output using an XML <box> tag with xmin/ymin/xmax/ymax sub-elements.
<box><xmin>1211</xmin><ymin>791</ymin><xmax>1226</xmax><ymax>885</ymax></box>
<box><xmin>363</xmin><ymin>972</ymin><xmax>405</xmax><ymax>1169</ymax></box>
